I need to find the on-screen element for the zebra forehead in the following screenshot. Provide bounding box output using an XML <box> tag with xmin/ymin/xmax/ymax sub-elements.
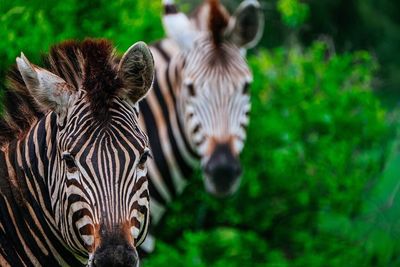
<box><xmin>47</xmin><ymin>39</ymin><xmax>124</xmax><ymax>120</ymax></box>
<box><xmin>183</xmin><ymin>36</ymin><xmax>250</xmax><ymax>78</ymax></box>
<box><xmin>63</xmin><ymin>119</ymin><xmax>148</xmax><ymax>155</ymax></box>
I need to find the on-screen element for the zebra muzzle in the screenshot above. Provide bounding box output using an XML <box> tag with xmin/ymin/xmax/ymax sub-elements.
<box><xmin>203</xmin><ymin>143</ymin><xmax>242</xmax><ymax>197</ymax></box>
<box><xmin>90</xmin><ymin>226</ymin><xmax>139</xmax><ymax>267</ymax></box>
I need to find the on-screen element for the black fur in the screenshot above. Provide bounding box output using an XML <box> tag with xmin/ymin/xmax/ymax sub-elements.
<box><xmin>208</xmin><ymin>0</ymin><xmax>229</xmax><ymax>46</ymax></box>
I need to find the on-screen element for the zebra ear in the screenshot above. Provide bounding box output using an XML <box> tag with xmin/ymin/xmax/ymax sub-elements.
<box><xmin>118</xmin><ymin>42</ymin><xmax>154</xmax><ymax>104</ymax></box>
<box><xmin>16</xmin><ymin>53</ymin><xmax>74</xmax><ymax>115</ymax></box>
<box><xmin>162</xmin><ymin>0</ymin><xmax>197</xmax><ymax>50</ymax></box>
<box><xmin>225</xmin><ymin>0</ymin><xmax>264</xmax><ymax>49</ymax></box>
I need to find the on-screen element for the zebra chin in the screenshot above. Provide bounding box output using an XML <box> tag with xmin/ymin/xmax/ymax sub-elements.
<box><xmin>204</xmin><ymin>173</ymin><xmax>241</xmax><ymax>197</ymax></box>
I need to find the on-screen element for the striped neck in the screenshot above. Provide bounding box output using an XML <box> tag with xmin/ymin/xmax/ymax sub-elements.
<box><xmin>149</xmin><ymin>40</ymin><xmax>201</xmax><ymax>168</ymax></box>
<box><xmin>0</xmin><ymin>113</ymin><xmax>86</xmax><ymax>265</ymax></box>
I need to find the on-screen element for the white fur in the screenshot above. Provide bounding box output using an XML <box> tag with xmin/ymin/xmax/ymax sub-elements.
<box><xmin>16</xmin><ymin>52</ymin><xmax>73</xmax><ymax>114</ymax></box>
<box><xmin>163</xmin><ymin>13</ymin><xmax>197</xmax><ymax>50</ymax></box>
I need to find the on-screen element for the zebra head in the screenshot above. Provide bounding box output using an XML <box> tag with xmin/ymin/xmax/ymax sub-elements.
<box><xmin>162</xmin><ymin>0</ymin><xmax>264</xmax><ymax>197</ymax></box>
<box><xmin>16</xmin><ymin>40</ymin><xmax>154</xmax><ymax>266</ymax></box>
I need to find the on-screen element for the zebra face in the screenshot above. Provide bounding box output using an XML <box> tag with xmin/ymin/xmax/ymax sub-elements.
<box><xmin>57</xmin><ymin>94</ymin><xmax>151</xmax><ymax>260</ymax></box>
<box><xmin>178</xmin><ymin>37</ymin><xmax>252</xmax><ymax>197</ymax></box>
<box><xmin>163</xmin><ymin>0</ymin><xmax>264</xmax><ymax>196</ymax></box>
<box><xmin>17</xmin><ymin>40</ymin><xmax>154</xmax><ymax>265</ymax></box>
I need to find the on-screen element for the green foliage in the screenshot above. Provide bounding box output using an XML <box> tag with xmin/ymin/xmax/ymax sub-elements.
<box><xmin>277</xmin><ymin>0</ymin><xmax>309</xmax><ymax>28</ymax></box>
<box><xmin>143</xmin><ymin>43</ymin><xmax>395</xmax><ymax>267</ymax></box>
<box><xmin>144</xmin><ymin>228</ymin><xmax>274</xmax><ymax>267</ymax></box>
<box><xmin>289</xmin><ymin>0</ymin><xmax>400</xmax><ymax>99</ymax></box>
<box><xmin>0</xmin><ymin>0</ymin><xmax>164</xmax><ymax>84</ymax></box>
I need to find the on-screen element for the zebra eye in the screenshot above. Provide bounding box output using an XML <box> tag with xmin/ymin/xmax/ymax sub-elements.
<box><xmin>187</xmin><ymin>83</ymin><xmax>195</xmax><ymax>97</ymax></box>
<box><xmin>62</xmin><ymin>152</ymin><xmax>77</xmax><ymax>170</ymax></box>
<box><xmin>243</xmin><ymin>82</ymin><xmax>250</xmax><ymax>94</ymax></box>
<box><xmin>138</xmin><ymin>150</ymin><xmax>151</xmax><ymax>167</ymax></box>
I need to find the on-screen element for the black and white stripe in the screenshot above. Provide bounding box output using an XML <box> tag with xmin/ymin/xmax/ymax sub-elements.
<box><xmin>0</xmin><ymin>39</ymin><xmax>154</xmax><ymax>266</ymax></box>
<box><xmin>139</xmin><ymin>0</ymin><xmax>264</xmax><ymax>252</ymax></box>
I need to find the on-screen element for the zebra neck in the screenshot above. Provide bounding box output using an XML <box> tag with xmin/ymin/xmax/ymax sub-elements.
<box><xmin>0</xmin><ymin>113</ymin><xmax>57</xmax><ymax>221</ymax></box>
<box><xmin>17</xmin><ymin>113</ymin><xmax>58</xmax><ymax>218</ymax></box>
<box><xmin>0</xmin><ymin>113</ymin><xmax>84</xmax><ymax>265</ymax></box>
<box><xmin>150</xmin><ymin>39</ymin><xmax>200</xmax><ymax>167</ymax></box>
<box><xmin>137</xmin><ymin>41</ymin><xmax>200</xmax><ymax>213</ymax></box>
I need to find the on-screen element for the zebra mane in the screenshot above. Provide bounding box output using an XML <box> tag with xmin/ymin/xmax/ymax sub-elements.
<box><xmin>208</xmin><ymin>0</ymin><xmax>229</xmax><ymax>46</ymax></box>
<box><xmin>48</xmin><ymin>39</ymin><xmax>123</xmax><ymax>119</ymax></box>
<box><xmin>0</xmin><ymin>39</ymin><xmax>123</xmax><ymax>146</ymax></box>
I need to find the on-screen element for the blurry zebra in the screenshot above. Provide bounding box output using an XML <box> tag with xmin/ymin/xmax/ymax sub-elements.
<box><xmin>140</xmin><ymin>0</ymin><xmax>264</xmax><ymax>251</ymax></box>
<box><xmin>0</xmin><ymin>39</ymin><xmax>154</xmax><ymax>266</ymax></box>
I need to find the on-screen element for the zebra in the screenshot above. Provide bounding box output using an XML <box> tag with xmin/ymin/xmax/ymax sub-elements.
<box><xmin>0</xmin><ymin>39</ymin><xmax>154</xmax><ymax>266</ymax></box>
<box><xmin>139</xmin><ymin>0</ymin><xmax>264</xmax><ymax>251</ymax></box>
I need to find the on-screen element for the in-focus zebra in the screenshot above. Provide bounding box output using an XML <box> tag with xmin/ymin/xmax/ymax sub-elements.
<box><xmin>140</xmin><ymin>0</ymin><xmax>264</xmax><ymax>251</ymax></box>
<box><xmin>0</xmin><ymin>39</ymin><xmax>154</xmax><ymax>266</ymax></box>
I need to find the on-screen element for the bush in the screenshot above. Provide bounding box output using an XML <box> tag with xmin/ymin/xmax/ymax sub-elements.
<box><xmin>0</xmin><ymin>0</ymin><xmax>163</xmax><ymax>85</ymax></box>
<box><xmin>143</xmin><ymin>43</ymin><xmax>395</xmax><ymax>267</ymax></box>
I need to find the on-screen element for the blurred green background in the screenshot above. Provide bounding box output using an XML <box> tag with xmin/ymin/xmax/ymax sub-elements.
<box><xmin>1</xmin><ymin>0</ymin><xmax>400</xmax><ymax>266</ymax></box>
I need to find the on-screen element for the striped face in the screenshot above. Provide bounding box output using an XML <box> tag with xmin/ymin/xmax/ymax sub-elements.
<box><xmin>176</xmin><ymin>36</ymin><xmax>252</xmax><ymax>196</ymax></box>
<box><xmin>162</xmin><ymin>0</ymin><xmax>264</xmax><ymax>197</ymax></box>
<box><xmin>54</xmin><ymin>92</ymin><xmax>150</xmax><ymax>259</ymax></box>
<box><xmin>16</xmin><ymin>40</ymin><xmax>154</xmax><ymax>265</ymax></box>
